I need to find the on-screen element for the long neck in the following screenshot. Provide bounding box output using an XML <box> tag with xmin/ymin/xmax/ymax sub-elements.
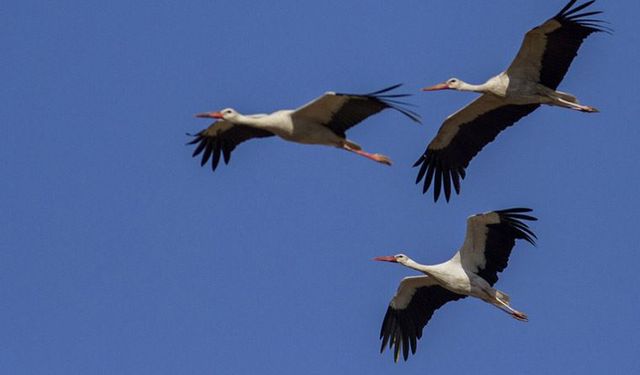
<box><xmin>233</xmin><ymin>114</ymin><xmax>271</xmax><ymax>127</ymax></box>
<box><xmin>403</xmin><ymin>259</ymin><xmax>437</xmax><ymax>275</ymax></box>
<box><xmin>458</xmin><ymin>81</ymin><xmax>491</xmax><ymax>93</ymax></box>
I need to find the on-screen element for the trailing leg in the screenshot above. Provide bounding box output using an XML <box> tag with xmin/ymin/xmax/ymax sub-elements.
<box><xmin>483</xmin><ymin>287</ymin><xmax>528</xmax><ymax>322</ymax></box>
<box><xmin>341</xmin><ymin>140</ymin><xmax>392</xmax><ymax>166</ymax></box>
<box><xmin>554</xmin><ymin>97</ymin><xmax>599</xmax><ymax>113</ymax></box>
<box><xmin>493</xmin><ymin>294</ymin><xmax>528</xmax><ymax>322</ymax></box>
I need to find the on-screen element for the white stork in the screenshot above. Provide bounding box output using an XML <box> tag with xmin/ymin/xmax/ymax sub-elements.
<box><xmin>375</xmin><ymin>208</ymin><xmax>537</xmax><ymax>362</ymax></box>
<box><xmin>415</xmin><ymin>0</ymin><xmax>608</xmax><ymax>202</ymax></box>
<box><xmin>188</xmin><ymin>84</ymin><xmax>420</xmax><ymax>170</ymax></box>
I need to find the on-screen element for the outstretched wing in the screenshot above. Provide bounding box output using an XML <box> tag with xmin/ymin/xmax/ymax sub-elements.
<box><xmin>457</xmin><ymin>208</ymin><xmax>538</xmax><ymax>286</ymax></box>
<box><xmin>414</xmin><ymin>95</ymin><xmax>539</xmax><ymax>202</ymax></box>
<box><xmin>187</xmin><ymin>121</ymin><xmax>275</xmax><ymax>172</ymax></box>
<box><xmin>506</xmin><ymin>0</ymin><xmax>608</xmax><ymax>89</ymax></box>
<box><xmin>379</xmin><ymin>276</ymin><xmax>465</xmax><ymax>362</ymax></box>
<box><xmin>291</xmin><ymin>84</ymin><xmax>420</xmax><ymax>138</ymax></box>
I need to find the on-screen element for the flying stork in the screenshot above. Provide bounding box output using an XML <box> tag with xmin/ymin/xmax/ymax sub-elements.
<box><xmin>188</xmin><ymin>84</ymin><xmax>420</xmax><ymax>171</ymax></box>
<box><xmin>415</xmin><ymin>0</ymin><xmax>608</xmax><ymax>202</ymax></box>
<box><xmin>375</xmin><ymin>208</ymin><xmax>537</xmax><ymax>362</ymax></box>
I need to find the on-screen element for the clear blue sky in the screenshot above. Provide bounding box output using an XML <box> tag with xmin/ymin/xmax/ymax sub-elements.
<box><xmin>2</xmin><ymin>1</ymin><xmax>639</xmax><ymax>373</ymax></box>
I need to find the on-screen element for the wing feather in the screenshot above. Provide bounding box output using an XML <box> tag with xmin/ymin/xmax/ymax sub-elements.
<box><xmin>187</xmin><ymin>121</ymin><xmax>275</xmax><ymax>172</ymax></box>
<box><xmin>457</xmin><ymin>208</ymin><xmax>538</xmax><ymax>286</ymax></box>
<box><xmin>292</xmin><ymin>84</ymin><xmax>420</xmax><ymax>138</ymax></box>
<box><xmin>506</xmin><ymin>0</ymin><xmax>606</xmax><ymax>88</ymax></box>
<box><xmin>379</xmin><ymin>276</ymin><xmax>465</xmax><ymax>362</ymax></box>
<box><xmin>414</xmin><ymin>95</ymin><xmax>539</xmax><ymax>202</ymax></box>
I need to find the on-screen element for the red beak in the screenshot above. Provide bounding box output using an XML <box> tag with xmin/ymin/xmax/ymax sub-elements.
<box><xmin>421</xmin><ymin>83</ymin><xmax>450</xmax><ymax>91</ymax></box>
<box><xmin>373</xmin><ymin>256</ymin><xmax>398</xmax><ymax>263</ymax></box>
<box><xmin>195</xmin><ymin>112</ymin><xmax>224</xmax><ymax>119</ymax></box>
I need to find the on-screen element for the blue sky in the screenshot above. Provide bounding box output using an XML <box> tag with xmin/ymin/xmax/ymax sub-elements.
<box><xmin>2</xmin><ymin>0</ymin><xmax>639</xmax><ymax>373</ymax></box>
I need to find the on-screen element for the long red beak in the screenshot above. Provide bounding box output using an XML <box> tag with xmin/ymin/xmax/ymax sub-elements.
<box><xmin>373</xmin><ymin>256</ymin><xmax>398</xmax><ymax>263</ymax></box>
<box><xmin>195</xmin><ymin>112</ymin><xmax>224</xmax><ymax>119</ymax></box>
<box><xmin>421</xmin><ymin>83</ymin><xmax>450</xmax><ymax>91</ymax></box>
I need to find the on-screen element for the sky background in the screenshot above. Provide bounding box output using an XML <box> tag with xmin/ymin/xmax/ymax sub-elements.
<box><xmin>2</xmin><ymin>0</ymin><xmax>639</xmax><ymax>374</ymax></box>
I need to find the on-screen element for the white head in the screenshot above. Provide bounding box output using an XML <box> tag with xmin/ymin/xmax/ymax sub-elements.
<box><xmin>374</xmin><ymin>253</ymin><xmax>412</xmax><ymax>265</ymax></box>
<box><xmin>422</xmin><ymin>77</ymin><xmax>464</xmax><ymax>91</ymax></box>
<box><xmin>195</xmin><ymin>107</ymin><xmax>240</xmax><ymax>121</ymax></box>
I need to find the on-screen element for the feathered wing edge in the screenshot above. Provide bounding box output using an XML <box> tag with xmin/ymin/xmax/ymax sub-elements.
<box><xmin>186</xmin><ymin>124</ymin><xmax>274</xmax><ymax>172</ymax></box>
<box><xmin>379</xmin><ymin>282</ymin><xmax>465</xmax><ymax>362</ymax></box>
<box><xmin>412</xmin><ymin>101</ymin><xmax>540</xmax><ymax>203</ymax></box>
<box><xmin>474</xmin><ymin>207</ymin><xmax>538</xmax><ymax>286</ymax></box>
<box><xmin>494</xmin><ymin>207</ymin><xmax>538</xmax><ymax>246</ymax></box>
<box><xmin>187</xmin><ymin>129</ymin><xmax>229</xmax><ymax>172</ymax></box>
<box><xmin>554</xmin><ymin>0</ymin><xmax>611</xmax><ymax>34</ymax></box>
<box><xmin>338</xmin><ymin>83</ymin><xmax>422</xmax><ymax>124</ymax></box>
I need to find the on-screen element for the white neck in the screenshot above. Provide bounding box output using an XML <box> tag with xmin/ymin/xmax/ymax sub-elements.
<box><xmin>402</xmin><ymin>258</ymin><xmax>436</xmax><ymax>275</ymax></box>
<box><xmin>228</xmin><ymin>114</ymin><xmax>280</xmax><ymax>131</ymax></box>
<box><xmin>232</xmin><ymin>113</ymin><xmax>269</xmax><ymax>127</ymax></box>
<box><xmin>458</xmin><ymin>81</ymin><xmax>491</xmax><ymax>93</ymax></box>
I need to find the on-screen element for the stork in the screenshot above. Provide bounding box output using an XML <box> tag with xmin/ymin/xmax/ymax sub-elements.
<box><xmin>415</xmin><ymin>0</ymin><xmax>608</xmax><ymax>202</ymax></box>
<box><xmin>187</xmin><ymin>84</ymin><xmax>420</xmax><ymax>171</ymax></box>
<box><xmin>375</xmin><ymin>208</ymin><xmax>537</xmax><ymax>362</ymax></box>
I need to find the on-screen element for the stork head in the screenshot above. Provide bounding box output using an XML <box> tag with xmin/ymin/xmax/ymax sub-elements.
<box><xmin>374</xmin><ymin>254</ymin><xmax>411</xmax><ymax>265</ymax></box>
<box><xmin>422</xmin><ymin>78</ymin><xmax>462</xmax><ymax>91</ymax></box>
<box><xmin>195</xmin><ymin>108</ymin><xmax>239</xmax><ymax>121</ymax></box>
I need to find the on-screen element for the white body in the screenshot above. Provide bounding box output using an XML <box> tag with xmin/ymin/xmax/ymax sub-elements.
<box><xmin>377</xmin><ymin>208</ymin><xmax>536</xmax><ymax>361</ymax></box>
<box><xmin>415</xmin><ymin>0</ymin><xmax>604</xmax><ymax>202</ymax></box>
<box><xmin>225</xmin><ymin>110</ymin><xmax>345</xmax><ymax>146</ymax></box>
<box><xmin>391</xmin><ymin>211</ymin><xmax>506</xmax><ymax>309</ymax></box>
<box><xmin>191</xmin><ymin>86</ymin><xmax>420</xmax><ymax>168</ymax></box>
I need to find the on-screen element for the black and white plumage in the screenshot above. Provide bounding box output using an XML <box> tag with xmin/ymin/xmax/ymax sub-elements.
<box><xmin>187</xmin><ymin>84</ymin><xmax>420</xmax><ymax>171</ymax></box>
<box><xmin>415</xmin><ymin>0</ymin><xmax>607</xmax><ymax>202</ymax></box>
<box><xmin>187</xmin><ymin>122</ymin><xmax>274</xmax><ymax>171</ymax></box>
<box><xmin>375</xmin><ymin>208</ymin><xmax>537</xmax><ymax>362</ymax></box>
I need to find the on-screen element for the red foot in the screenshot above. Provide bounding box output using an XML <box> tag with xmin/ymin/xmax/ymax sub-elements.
<box><xmin>512</xmin><ymin>311</ymin><xmax>528</xmax><ymax>322</ymax></box>
<box><xmin>354</xmin><ymin>150</ymin><xmax>392</xmax><ymax>166</ymax></box>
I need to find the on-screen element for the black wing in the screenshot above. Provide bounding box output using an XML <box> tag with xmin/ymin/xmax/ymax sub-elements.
<box><xmin>379</xmin><ymin>276</ymin><xmax>465</xmax><ymax>362</ymax></box>
<box><xmin>508</xmin><ymin>0</ymin><xmax>608</xmax><ymax>89</ymax></box>
<box><xmin>414</xmin><ymin>94</ymin><xmax>540</xmax><ymax>202</ymax></box>
<box><xmin>540</xmin><ymin>0</ymin><xmax>607</xmax><ymax>89</ymax></box>
<box><xmin>292</xmin><ymin>84</ymin><xmax>420</xmax><ymax>138</ymax></box>
<box><xmin>461</xmin><ymin>208</ymin><xmax>538</xmax><ymax>286</ymax></box>
<box><xmin>187</xmin><ymin>121</ymin><xmax>275</xmax><ymax>172</ymax></box>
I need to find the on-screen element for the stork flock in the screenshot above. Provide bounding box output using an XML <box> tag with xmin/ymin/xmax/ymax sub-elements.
<box><xmin>187</xmin><ymin>0</ymin><xmax>607</xmax><ymax>363</ymax></box>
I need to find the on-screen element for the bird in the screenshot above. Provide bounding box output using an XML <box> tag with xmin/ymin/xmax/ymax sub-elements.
<box><xmin>374</xmin><ymin>208</ymin><xmax>537</xmax><ymax>362</ymax></box>
<box><xmin>414</xmin><ymin>0</ymin><xmax>608</xmax><ymax>202</ymax></box>
<box><xmin>187</xmin><ymin>84</ymin><xmax>420</xmax><ymax>171</ymax></box>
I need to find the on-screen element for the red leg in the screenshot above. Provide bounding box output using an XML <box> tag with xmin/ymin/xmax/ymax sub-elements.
<box><xmin>342</xmin><ymin>143</ymin><xmax>392</xmax><ymax>166</ymax></box>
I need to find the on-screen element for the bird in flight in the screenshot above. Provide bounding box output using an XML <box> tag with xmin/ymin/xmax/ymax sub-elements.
<box><xmin>375</xmin><ymin>208</ymin><xmax>537</xmax><ymax>362</ymax></box>
<box><xmin>188</xmin><ymin>84</ymin><xmax>420</xmax><ymax>171</ymax></box>
<box><xmin>415</xmin><ymin>0</ymin><xmax>608</xmax><ymax>202</ymax></box>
